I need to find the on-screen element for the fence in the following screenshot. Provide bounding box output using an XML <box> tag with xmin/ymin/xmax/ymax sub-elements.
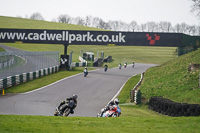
<box><xmin>0</xmin><ymin>50</ymin><xmax>59</xmax><ymax>79</ymax></box>
<box><xmin>0</xmin><ymin>66</ymin><xmax>59</xmax><ymax>90</ymax></box>
<box><xmin>0</xmin><ymin>50</ymin><xmax>60</xmax><ymax>90</ymax></box>
<box><xmin>130</xmin><ymin>73</ymin><xmax>144</xmax><ymax>104</ymax></box>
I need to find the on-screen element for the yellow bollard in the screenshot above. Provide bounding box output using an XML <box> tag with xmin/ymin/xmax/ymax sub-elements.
<box><xmin>2</xmin><ymin>89</ymin><xmax>5</xmax><ymax>96</ymax></box>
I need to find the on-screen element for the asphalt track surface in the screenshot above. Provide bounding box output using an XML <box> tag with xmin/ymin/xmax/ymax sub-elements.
<box><xmin>0</xmin><ymin>63</ymin><xmax>156</xmax><ymax>117</ymax></box>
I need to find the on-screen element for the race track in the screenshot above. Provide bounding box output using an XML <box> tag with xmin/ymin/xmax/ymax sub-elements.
<box><xmin>0</xmin><ymin>63</ymin><xmax>156</xmax><ymax>117</ymax></box>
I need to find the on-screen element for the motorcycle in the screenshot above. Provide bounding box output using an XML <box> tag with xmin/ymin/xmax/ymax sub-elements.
<box><xmin>54</xmin><ymin>100</ymin><xmax>76</xmax><ymax>117</ymax></box>
<box><xmin>132</xmin><ymin>62</ymin><xmax>135</xmax><ymax>68</ymax></box>
<box><xmin>124</xmin><ymin>63</ymin><xmax>127</xmax><ymax>68</ymax></box>
<box><xmin>84</xmin><ymin>71</ymin><xmax>88</xmax><ymax>77</ymax></box>
<box><xmin>119</xmin><ymin>64</ymin><xmax>122</xmax><ymax>69</ymax></box>
<box><xmin>104</xmin><ymin>67</ymin><xmax>107</xmax><ymax>72</ymax></box>
<box><xmin>104</xmin><ymin>64</ymin><xmax>108</xmax><ymax>72</ymax></box>
<box><xmin>97</xmin><ymin>105</ymin><xmax>121</xmax><ymax>117</ymax></box>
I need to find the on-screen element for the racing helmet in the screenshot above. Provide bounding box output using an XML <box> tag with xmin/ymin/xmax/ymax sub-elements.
<box><xmin>114</xmin><ymin>98</ymin><xmax>119</xmax><ymax>105</ymax></box>
<box><xmin>72</xmin><ymin>94</ymin><xmax>78</xmax><ymax>100</ymax></box>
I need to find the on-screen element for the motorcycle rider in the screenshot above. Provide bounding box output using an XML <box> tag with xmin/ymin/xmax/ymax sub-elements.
<box><xmin>84</xmin><ymin>67</ymin><xmax>88</xmax><ymax>76</ymax></box>
<box><xmin>57</xmin><ymin>94</ymin><xmax>78</xmax><ymax>114</ymax></box>
<box><xmin>132</xmin><ymin>61</ymin><xmax>135</xmax><ymax>68</ymax></box>
<box><xmin>100</xmin><ymin>98</ymin><xmax>120</xmax><ymax>116</ymax></box>
<box><xmin>104</xmin><ymin>64</ymin><xmax>108</xmax><ymax>72</ymax></box>
<box><xmin>124</xmin><ymin>62</ymin><xmax>127</xmax><ymax>68</ymax></box>
<box><xmin>119</xmin><ymin>63</ymin><xmax>122</xmax><ymax>69</ymax></box>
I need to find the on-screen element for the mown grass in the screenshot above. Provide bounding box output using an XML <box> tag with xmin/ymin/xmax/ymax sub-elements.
<box><xmin>0</xmin><ymin>105</ymin><xmax>200</xmax><ymax>133</ymax></box>
<box><xmin>140</xmin><ymin>49</ymin><xmax>200</xmax><ymax>104</ymax></box>
<box><xmin>0</xmin><ymin>16</ymin><xmax>104</xmax><ymax>31</ymax></box>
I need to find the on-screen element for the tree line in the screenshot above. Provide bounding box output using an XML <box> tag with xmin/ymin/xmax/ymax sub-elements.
<box><xmin>25</xmin><ymin>11</ymin><xmax>200</xmax><ymax>36</ymax></box>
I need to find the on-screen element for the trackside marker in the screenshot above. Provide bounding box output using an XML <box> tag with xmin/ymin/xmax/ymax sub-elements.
<box><xmin>2</xmin><ymin>89</ymin><xmax>5</xmax><ymax>96</ymax></box>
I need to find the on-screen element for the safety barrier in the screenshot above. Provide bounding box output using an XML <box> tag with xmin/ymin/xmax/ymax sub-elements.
<box><xmin>0</xmin><ymin>65</ymin><xmax>59</xmax><ymax>90</ymax></box>
<box><xmin>130</xmin><ymin>73</ymin><xmax>144</xmax><ymax>104</ymax></box>
<box><xmin>0</xmin><ymin>56</ymin><xmax>14</xmax><ymax>69</ymax></box>
<box><xmin>149</xmin><ymin>96</ymin><xmax>200</xmax><ymax>117</ymax></box>
<box><xmin>103</xmin><ymin>56</ymin><xmax>112</xmax><ymax>62</ymax></box>
<box><xmin>71</xmin><ymin>62</ymin><xmax>87</xmax><ymax>67</ymax></box>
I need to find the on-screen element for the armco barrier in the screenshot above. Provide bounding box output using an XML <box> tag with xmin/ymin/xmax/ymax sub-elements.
<box><xmin>149</xmin><ymin>96</ymin><xmax>200</xmax><ymax>117</ymax></box>
<box><xmin>130</xmin><ymin>73</ymin><xmax>144</xmax><ymax>104</ymax></box>
<box><xmin>0</xmin><ymin>65</ymin><xmax>59</xmax><ymax>90</ymax></box>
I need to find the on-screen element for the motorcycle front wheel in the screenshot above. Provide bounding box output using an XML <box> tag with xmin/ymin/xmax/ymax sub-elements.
<box><xmin>63</xmin><ymin>108</ymin><xmax>71</xmax><ymax>116</ymax></box>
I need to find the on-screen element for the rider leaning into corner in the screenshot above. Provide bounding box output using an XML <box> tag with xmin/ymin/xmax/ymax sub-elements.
<box><xmin>100</xmin><ymin>98</ymin><xmax>120</xmax><ymax>116</ymax></box>
<box><xmin>57</xmin><ymin>94</ymin><xmax>78</xmax><ymax>114</ymax></box>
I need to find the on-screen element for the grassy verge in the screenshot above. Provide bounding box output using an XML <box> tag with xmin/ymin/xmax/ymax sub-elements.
<box><xmin>117</xmin><ymin>74</ymin><xmax>141</xmax><ymax>103</ymax></box>
<box><xmin>140</xmin><ymin>49</ymin><xmax>200</xmax><ymax>104</ymax></box>
<box><xmin>0</xmin><ymin>47</ymin><xmax>5</xmax><ymax>52</ymax></box>
<box><xmin>5</xmin><ymin>67</ymin><xmax>90</xmax><ymax>93</ymax></box>
<box><xmin>0</xmin><ymin>105</ymin><xmax>200</xmax><ymax>133</ymax></box>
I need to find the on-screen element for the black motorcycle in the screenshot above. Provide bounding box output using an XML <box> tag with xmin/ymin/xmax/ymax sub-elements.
<box><xmin>84</xmin><ymin>71</ymin><xmax>88</xmax><ymax>77</ymax></box>
<box><xmin>104</xmin><ymin>64</ymin><xmax>108</xmax><ymax>72</ymax></box>
<box><xmin>104</xmin><ymin>67</ymin><xmax>107</xmax><ymax>72</ymax></box>
<box><xmin>54</xmin><ymin>100</ymin><xmax>76</xmax><ymax>117</ymax></box>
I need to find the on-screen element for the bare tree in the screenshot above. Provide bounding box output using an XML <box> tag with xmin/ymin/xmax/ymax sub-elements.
<box><xmin>180</xmin><ymin>23</ymin><xmax>189</xmax><ymax>34</ymax></box>
<box><xmin>174</xmin><ymin>24</ymin><xmax>181</xmax><ymax>33</ymax></box>
<box><xmin>54</xmin><ymin>13</ymin><xmax>199</xmax><ymax>35</ymax></box>
<box><xmin>146</xmin><ymin>22</ymin><xmax>158</xmax><ymax>32</ymax></box>
<box><xmin>57</xmin><ymin>14</ymin><xmax>71</xmax><ymax>23</ymax></box>
<box><xmin>85</xmin><ymin>16</ymin><xmax>92</xmax><ymax>27</ymax></box>
<box><xmin>140</xmin><ymin>23</ymin><xmax>147</xmax><ymax>32</ymax></box>
<box><xmin>90</xmin><ymin>17</ymin><xmax>99</xmax><ymax>27</ymax></box>
<box><xmin>116</xmin><ymin>21</ymin><xmax>128</xmax><ymax>31</ymax></box>
<box><xmin>188</xmin><ymin>25</ymin><xmax>197</xmax><ymax>35</ymax></box>
<box><xmin>98</xmin><ymin>19</ymin><xmax>107</xmax><ymax>29</ymax></box>
<box><xmin>107</xmin><ymin>21</ymin><xmax>119</xmax><ymax>31</ymax></box>
<box><xmin>129</xmin><ymin>21</ymin><xmax>138</xmax><ymax>32</ymax></box>
<box><xmin>191</xmin><ymin>0</ymin><xmax>200</xmax><ymax>19</ymax></box>
<box><xmin>158</xmin><ymin>21</ymin><xmax>172</xmax><ymax>32</ymax></box>
<box><xmin>74</xmin><ymin>17</ymin><xmax>85</xmax><ymax>26</ymax></box>
<box><xmin>30</xmin><ymin>12</ymin><xmax>44</xmax><ymax>20</ymax></box>
<box><xmin>196</xmin><ymin>26</ymin><xmax>200</xmax><ymax>35</ymax></box>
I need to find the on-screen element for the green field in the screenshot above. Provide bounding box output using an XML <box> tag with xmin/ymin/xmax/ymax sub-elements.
<box><xmin>0</xmin><ymin>16</ymin><xmax>199</xmax><ymax>133</ymax></box>
<box><xmin>0</xmin><ymin>16</ymin><xmax>104</xmax><ymax>31</ymax></box>
<box><xmin>3</xmin><ymin>43</ymin><xmax>177</xmax><ymax>67</ymax></box>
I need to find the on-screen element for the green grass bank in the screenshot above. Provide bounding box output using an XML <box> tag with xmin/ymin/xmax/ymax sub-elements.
<box><xmin>140</xmin><ymin>49</ymin><xmax>200</xmax><ymax>104</ymax></box>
